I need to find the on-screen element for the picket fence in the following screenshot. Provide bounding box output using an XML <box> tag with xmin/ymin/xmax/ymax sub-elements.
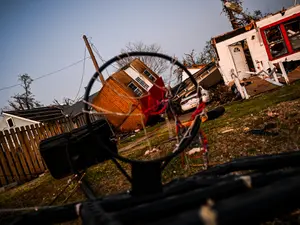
<box><xmin>0</xmin><ymin>114</ymin><xmax>99</xmax><ymax>187</ymax></box>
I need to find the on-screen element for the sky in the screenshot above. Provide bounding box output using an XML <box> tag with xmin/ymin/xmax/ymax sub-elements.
<box><xmin>0</xmin><ymin>0</ymin><xmax>294</xmax><ymax>110</ymax></box>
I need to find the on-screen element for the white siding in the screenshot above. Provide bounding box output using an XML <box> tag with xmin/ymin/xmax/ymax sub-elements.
<box><xmin>0</xmin><ymin>117</ymin><xmax>6</xmax><ymax>131</ymax></box>
<box><xmin>182</xmin><ymin>68</ymin><xmax>201</xmax><ymax>81</ymax></box>
<box><xmin>256</xmin><ymin>5</ymin><xmax>300</xmax><ymax>28</ymax></box>
<box><xmin>271</xmin><ymin>52</ymin><xmax>300</xmax><ymax>63</ymax></box>
<box><xmin>216</xmin><ymin>29</ymin><xmax>268</xmax><ymax>84</ymax></box>
<box><xmin>0</xmin><ymin>114</ymin><xmax>39</xmax><ymax>131</ymax></box>
<box><xmin>124</xmin><ymin>67</ymin><xmax>153</xmax><ymax>91</ymax></box>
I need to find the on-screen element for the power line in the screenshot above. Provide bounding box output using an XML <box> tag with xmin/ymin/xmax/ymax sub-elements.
<box><xmin>89</xmin><ymin>40</ymin><xmax>119</xmax><ymax>70</ymax></box>
<box><xmin>73</xmin><ymin>47</ymin><xmax>87</xmax><ymax>102</ymax></box>
<box><xmin>0</xmin><ymin>83</ymin><xmax>21</xmax><ymax>91</ymax></box>
<box><xmin>0</xmin><ymin>57</ymin><xmax>89</xmax><ymax>92</ymax></box>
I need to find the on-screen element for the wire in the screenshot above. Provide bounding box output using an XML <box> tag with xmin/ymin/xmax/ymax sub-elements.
<box><xmin>0</xmin><ymin>83</ymin><xmax>21</xmax><ymax>91</ymax></box>
<box><xmin>33</xmin><ymin>58</ymin><xmax>89</xmax><ymax>81</ymax></box>
<box><xmin>73</xmin><ymin>47</ymin><xmax>87</xmax><ymax>102</ymax></box>
<box><xmin>0</xmin><ymin>57</ymin><xmax>89</xmax><ymax>92</ymax></box>
<box><xmin>89</xmin><ymin>41</ymin><xmax>119</xmax><ymax>70</ymax></box>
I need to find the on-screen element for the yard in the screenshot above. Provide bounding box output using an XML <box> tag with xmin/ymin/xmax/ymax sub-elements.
<box><xmin>1</xmin><ymin>80</ymin><xmax>300</xmax><ymax>224</ymax></box>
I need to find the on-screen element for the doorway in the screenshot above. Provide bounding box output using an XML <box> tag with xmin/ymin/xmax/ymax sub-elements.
<box><xmin>229</xmin><ymin>39</ymin><xmax>255</xmax><ymax>80</ymax></box>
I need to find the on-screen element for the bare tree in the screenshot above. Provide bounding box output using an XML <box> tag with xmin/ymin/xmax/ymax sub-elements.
<box><xmin>183</xmin><ymin>41</ymin><xmax>217</xmax><ymax>67</ymax></box>
<box><xmin>198</xmin><ymin>41</ymin><xmax>217</xmax><ymax>64</ymax></box>
<box><xmin>183</xmin><ymin>49</ymin><xmax>198</xmax><ymax>66</ymax></box>
<box><xmin>53</xmin><ymin>98</ymin><xmax>74</xmax><ymax>106</ymax></box>
<box><xmin>8</xmin><ymin>74</ymin><xmax>43</xmax><ymax>110</ymax></box>
<box><xmin>117</xmin><ymin>42</ymin><xmax>168</xmax><ymax>75</ymax></box>
<box><xmin>221</xmin><ymin>0</ymin><xmax>269</xmax><ymax>29</ymax></box>
<box><xmin>181</xmin><ymin>2</ymin><xmax>268</xmax><ymax>67</ymax></box>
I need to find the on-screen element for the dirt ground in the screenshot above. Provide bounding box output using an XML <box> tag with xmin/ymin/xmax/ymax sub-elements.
<box><xmin>1</xmin><ymin>81</ymin><xmax>300</xmax><ymax>224</ymax></box>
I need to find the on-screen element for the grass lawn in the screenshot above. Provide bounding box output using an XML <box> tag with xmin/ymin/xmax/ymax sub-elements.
<box><xmin>1</xmin><ymin>81</ymin><xmax>300</xmax><ymax>223</ymax></box>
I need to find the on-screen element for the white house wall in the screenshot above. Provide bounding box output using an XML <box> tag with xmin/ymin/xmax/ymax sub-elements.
<box><xmin>182</xmin><ymin>68</ymin><xmax>201</xmax><ymax>81</ymax></box>
<box><xmin>216</xmin><ymin>29</ymin><xmax>269</xmax><ymax>84</ymax></box>
<box><xmin>0</xmin><ymin>117</ymin><xmax>7</xmax><ymax>131</ymax></box>
<box><xmin>256</xmin><ymin>4</ymin><xmax>300</xmax><ymax>64</ymax></box>
<box><xmin>216</xmin><ymin>4</ymin><xmax>300</xmax><ymax>85</ymax></box>
<box><xmin>124</xmin><ymin>67</ymin><xmax>153</xmax><ymax>91</ymax></box>
<box><xmin>256</xmin><ymin>5</ymin><xmax>300</xmax><ymax>28</ymax></box>
<box><xmin>271</xmin><ymin>52</ymin><xmax>300</xmax><ymax>63</ymax></box>
<box><xmin>1</xmin><ymin>113</ymin><xmax>39</xmax><ymax>131</ymax></box>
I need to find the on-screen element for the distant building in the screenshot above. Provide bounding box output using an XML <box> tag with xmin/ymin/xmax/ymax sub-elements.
<box><xmin>173</xmin><ymin>62</ymin><xmax>223</xmax><ymax>101</ymax></box>
<box><xmin>0</xmin><ymin>106</ymin><xmax>65</xmax><ymax>131</ymax></box>
<box><xmin>0</xmin><ymin>113</ymin><xmax>39</xmax><ymax>131</ymax></box>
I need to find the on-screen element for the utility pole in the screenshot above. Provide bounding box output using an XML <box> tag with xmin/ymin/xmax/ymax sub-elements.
<box><xmin>83</xmin><ymin>35</ymin><xmax>105</xmax><ymax>85</ymax></box>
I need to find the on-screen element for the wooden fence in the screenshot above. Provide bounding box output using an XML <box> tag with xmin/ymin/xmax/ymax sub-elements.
<box><xmin>0</xmin><ymin>114</ymin><xmax>102</xmax><ymax>187</ymax></box>
<box><xmin>0</xmin><ymin>123</ymin><xmax>64</xmax><ymax>187</ymax></box>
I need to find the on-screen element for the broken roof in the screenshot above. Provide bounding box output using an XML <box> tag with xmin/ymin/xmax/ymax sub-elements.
<box><xmin>3</xmin><ymin>106</ymin><xmax>65</xmax><ymax>122</ymax></box>
<box><xmin>63</xmin><ymin>93</ymin><xmax>98</xmax><ymax>117</ymax></box>
<box><xmin>213</xmin><ymin>23</ymin><xmax>255</xmax><ymax>44</ymax></box>
<box><xmin>212</xmin><ymin>4</ymin><xmax>298</xmax><ymax>44</ymax></box>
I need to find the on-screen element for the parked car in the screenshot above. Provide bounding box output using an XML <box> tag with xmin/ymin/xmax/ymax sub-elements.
<box><xmin>180</xmin><ymin>89</ymin><xmax>210</xmax><ymax>112</ymax></box>
<box><xmin>180</xmin><ymin>93</ymin><xmax>199</xmax><ymax>112</ymax></box>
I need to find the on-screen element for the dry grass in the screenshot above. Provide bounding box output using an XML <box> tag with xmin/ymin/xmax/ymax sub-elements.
<box><xmin>1</xmin><ymin>81</ymin><xmax>300</xmax><ymax>224</ymax></box>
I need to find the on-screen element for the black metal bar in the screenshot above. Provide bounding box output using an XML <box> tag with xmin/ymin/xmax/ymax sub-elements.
<box><xmin>5</xmin><ymin>151</ymin><xmax>300</xmax><ymax>225</ymax></box>
<box><xmin>111</xmin><ymin>158</ymin><xmax>132</xmax><ymax>183</ymax></box>
<box><xmin>80</xmin><ymin>177</ymin><xmax>97</xmax><ymax>200</ymax></box>
<box><xmin>131</xmin><ymin>161</ymin><xmax>162</xmax><ymax>196</ymax></box>
<box><xmin>111</xmin><ymin>168</ymin><xmax>300</xmax><ymax>224</ymax></box>
<box><xmin>152</xmin><ymin>175</ymin><xmax>300</xmax><ymax>225</ymax></box>
<box><xmin>5</xmin><ymin>204</ymin><xmax>78</xmax><ymax>225</ymax></box>
<box><xmin>197</xmin><ymin>150</ymin><xmax>300</xmax><ymax>176</ymax></box>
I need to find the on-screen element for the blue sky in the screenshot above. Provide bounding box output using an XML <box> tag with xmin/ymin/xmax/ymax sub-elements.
<box><xmin>0</xmin><ymin>0</ymin><xmax>293</xmax><ymax>109</ymax></box>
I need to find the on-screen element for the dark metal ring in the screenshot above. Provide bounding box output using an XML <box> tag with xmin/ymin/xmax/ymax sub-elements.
<box><xmin>84</xmin><ymin>51</ymin><xmax>200</xmax><ymax>164</ymax></box>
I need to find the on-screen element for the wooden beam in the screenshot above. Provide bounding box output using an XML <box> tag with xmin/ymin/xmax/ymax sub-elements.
<box><xmin>279</xmin><ymin>61</ymin><xmax>290</xmax><ymax>85</ymax></box>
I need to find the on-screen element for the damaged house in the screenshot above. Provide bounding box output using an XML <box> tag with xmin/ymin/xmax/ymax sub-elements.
<box><xmin>92</xmin><ymin>58</ymin><xmax>165</xmax><ymax>131</ymax></box>
<box><xmin>212</xmin><ymin>4</ymin><xmax>300</xmax><ymax>98</ymax></box>
<box><xmin>174</xmin><ymin>62</ymin><xmax>223</xmax><ymax>101</ymax></box>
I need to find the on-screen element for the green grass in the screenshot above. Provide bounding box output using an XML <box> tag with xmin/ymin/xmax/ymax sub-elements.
<box><xmin>118</xmin><ymin>122</ymin><xmax>163</xmax><ymax>148</ymax></box>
